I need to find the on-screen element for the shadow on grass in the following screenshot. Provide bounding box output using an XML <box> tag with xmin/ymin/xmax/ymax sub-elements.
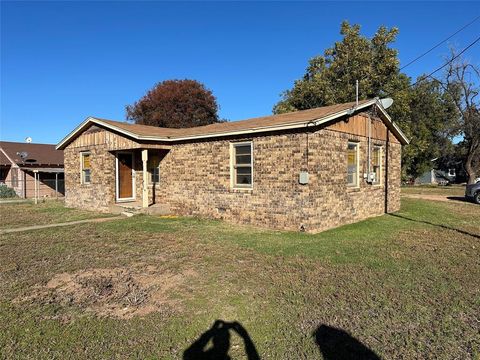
<box><xmin>446</xmin><ymin>196</ymin><xmax>472</xmax><ymax>203</ymax></box>
<box><xmin>388</xmin><ymin>213</ymin><xmax>479</xmax><ymax>239</ymax></box>
<box><xmin>313</xmin><ymin>325</ymin><xmax>380</xmax><ymax>360</ymax></box>
<box><xmin>183</xmin><ymin>320</ymin><xmax>260</xmax><ymax>360</ymax></box>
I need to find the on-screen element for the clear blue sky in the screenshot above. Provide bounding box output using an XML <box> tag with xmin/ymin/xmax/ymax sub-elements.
<box><xmin>1</xmin><ymin>1</ymin><xmax>479</xmax><ymax>144</ymax></box>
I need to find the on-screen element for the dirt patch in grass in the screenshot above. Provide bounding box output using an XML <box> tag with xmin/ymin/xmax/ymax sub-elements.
<box><xmin>20</xmin><ymin>266</ymin><xmax>197</xmax><ymax>319</ymax></box>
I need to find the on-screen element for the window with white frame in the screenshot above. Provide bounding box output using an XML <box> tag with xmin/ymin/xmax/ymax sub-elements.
<box><xmin>231</xmin><ymin>142</ymin><xmax>253</xmax><ymax>188</ymax></box>
<box><xmin>372</xmin><ymin>146</ymin><xmax>382</xmax><ymax>185</ymax></box>
<box><xmin>81</xmin><ymin>152</ymin><xmax>91</xmax><ymax>184</ymax></box>
<box><xmin>347</xmin><ymin>142</ymin><xmax>359</xmax><ymax>187</ymax></box>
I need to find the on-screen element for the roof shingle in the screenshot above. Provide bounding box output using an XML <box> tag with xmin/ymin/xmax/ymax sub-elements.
<box><xmin>95</xmin><ymin>100</ymin><xmax>369</xmax><ymax>138</ymax></box>
<box><xmin>0</xmin><ymin>141</ymin><xmax>64</xmax><ymax>166</ymax></box>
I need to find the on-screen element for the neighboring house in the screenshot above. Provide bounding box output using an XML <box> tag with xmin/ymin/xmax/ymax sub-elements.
<box><xmin>415</xmin><ymin>158</ymin><xmax>459</xmax><ymax>185</ymax></box>
<box><xmin>57</xmin><ymin>98</ymin><xmax>409</xmax><ymax>233</ymax></box>
<box><xmin>416</xmin><ymin>169</ymin><xmax>456</xmax><ymax>185</ymax></box>
<box><xmin>0</xmin><ymin>141</ymin><xmax>64</xmax><ymax>198</ymax></box>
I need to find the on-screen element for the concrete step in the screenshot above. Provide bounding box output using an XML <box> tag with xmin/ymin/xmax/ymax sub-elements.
<box><xmin>142</xmin><ymin>203</ymin><xmax>171</xmax><ymax>216</ymax></box>
<box><xmin>109</xmin><ymin>202</ymin><xmax>171</xmax><ymax>216</ymax></box>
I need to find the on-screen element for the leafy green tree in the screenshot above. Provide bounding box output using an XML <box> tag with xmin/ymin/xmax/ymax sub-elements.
<box><xmin>273</xmin><ymin>21</ymin><xmax>458</xmax><ymax>180</ymax></box>
<box><xmin>402</xmin><ymin>79</ymin><xmax>458</xmax><ymax>179</ymax></box>
<box><xmin>273</xmin><ymin>21</ymin><xmax>403</xmax><ymax>113</ymax></box>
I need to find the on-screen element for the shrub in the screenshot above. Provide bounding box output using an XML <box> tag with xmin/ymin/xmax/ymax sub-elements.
<box><xmin>0</xmin><ymin>184</ymin><xmax>18</xmax><ymax>198</ymax></box>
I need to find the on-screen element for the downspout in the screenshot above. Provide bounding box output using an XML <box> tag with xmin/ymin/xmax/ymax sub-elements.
<box><xmin>384</xmin><ymin>130</ymin><xmax>390</xmax><ymax>213</ymax></box>
<box><xmin>367</xmin><ymin>113</ymin><xmax>372</xmax><ymax>183</ymax></box>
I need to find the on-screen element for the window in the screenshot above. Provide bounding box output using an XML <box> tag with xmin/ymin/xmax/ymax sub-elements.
<box><xmin>372</xmin><ymin>146</ymin><xmax>382</xmax><ymax>185</ymax></box>
<box><xmin>148</xmin><ymin>154</ymin><xmax>160</xmax><ymax>184</ymax></box>
<box><xmin>231</xmin><ymin>142</ymin><xmax>253</xmax><ymax>188</ymax></box>
<box><xmin>347</xmin><ymin>142</ymin><xmax>359</xmax><ymax>187</ymax></box>
<box><xmin>81</xmin><ymin>152</ymin><xmax>91</xmax><ymax>184</ymax></box>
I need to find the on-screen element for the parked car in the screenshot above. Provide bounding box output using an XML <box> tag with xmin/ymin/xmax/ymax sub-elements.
<box><xmin>465</xmin><ymin>182</ymin><xmax>480</xmax><ymax>204</ymax></box>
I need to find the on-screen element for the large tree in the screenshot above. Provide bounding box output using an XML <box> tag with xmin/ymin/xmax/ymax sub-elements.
<box><xmin>401</xmin><ymin>79</ymin><xmax>458</xmax><ymax>179</ymax></box>
<box><xmin>273</xmin><ymin>21</ymin><xmax>458</xmax><ymax>180</ymax></box>
<box><xmin>439</xmin><ymin>52</ymin><xmax>480</xmax><ymax>184</ymax></box>
<box><xmin>273</xmin><ymin>21</ymin><xmax>406</xmax><ymax>113</ymax></box>
<box><xmin>126</xmin><ymin>79</ymin><xmax>220</xmax><ymax>128</ymax></box>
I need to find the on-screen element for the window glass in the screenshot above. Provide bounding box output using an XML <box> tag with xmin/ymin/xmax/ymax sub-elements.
<box><xmin>81</xmin><ymin>152</ymin><xmax>91</xmax><ymax>184</ymax></box>
<box><xmin>232</xmin><ymin>142</ymin><xmax>253</xmax><ymax>188</ymax></box>
<box><xmin>148</xmin><ymin>154</ymin><xmax>160</xmax><ymax>183</ymax></box>
<box><xmin>372</xmin><ymin>146</ymin><xmax>381</xmax><ymax>185</ymax></box>
<box><xmin>347</xmin><ymin>142</ymin><xmax>358</xmax><ymax>187</ymax></box>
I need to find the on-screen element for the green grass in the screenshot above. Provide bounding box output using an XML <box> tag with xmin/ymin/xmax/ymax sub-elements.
<box><xmin>0</xmin><ymin>198</ymin><xmax>479</xmax><ymax>359</ymax></box>
<box><xmin>0</xmin><ymin>200</ymin><xmax>114</xmax><ymax>229</ymax></box>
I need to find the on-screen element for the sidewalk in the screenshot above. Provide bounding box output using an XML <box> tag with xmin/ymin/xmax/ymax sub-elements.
<box><xmin>0</xmin><ymin>216</ymin><xmax>124</xmax><ymax>234</ymax></box>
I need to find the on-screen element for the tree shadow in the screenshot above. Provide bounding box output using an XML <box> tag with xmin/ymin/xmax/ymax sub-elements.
<box><xmin>313</xmin><ymin>325</ymin><xmax>381</xmax><ymax>360</ymax></box>
<box><xmin>389</xmin><ymin>213</ymin><xmax>480</xmax><ymax>239</ymax></box>
<box><xmin>446</xmin><ymin>196</ymin><xmax>471</xmax><ymax>203</ymax></box>
<box><xmin>183</xmin><ymin>320</ymin><xmax>260</xmax><ymax>360</ymax></box>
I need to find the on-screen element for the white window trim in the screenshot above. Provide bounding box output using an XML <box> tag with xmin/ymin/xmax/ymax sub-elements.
<box><xmin>115</xmin><ymin>151</ymin><xmax>136</xmax><ymax>202</ymax></box>
<box><xmin>230</xmin><ymin>141</ymin><xmax>253</xmax><ymax>190</ymax></box>
<box><xmin>80</xmin><ymin>151</ymin><xmax>91</xmax><ymax>185</ymax></box>
<box><xmin>347</xmin><ymin>141</ymin><xmax>360</xmax><ymax>188</ymax></box>
<box><xmin>372</xmin><ymin>145</ymin><xmax>383</xmax><ymax>186</ymax></box>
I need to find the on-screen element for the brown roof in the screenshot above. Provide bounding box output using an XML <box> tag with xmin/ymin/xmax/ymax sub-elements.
<box><xmin>96</xmin><ymin>100</ymin><xmax>370</xmax><ymax>138</ymax></box>
<box><xmin>57</xmin><ymin>98</ymin><xmax>409</xmax><ymax>149</ymax></box>
<box><xmin>0</xmin><ymin>151</ymin><xmax>10</xmax><ymax>166</ymax></box>
<box><xmin>0</xmin><ymin>141</ymin><xmax>64</xmax><ymax>166</ymax></box>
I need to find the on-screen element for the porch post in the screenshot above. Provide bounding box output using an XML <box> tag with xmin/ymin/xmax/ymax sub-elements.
<box><xmin>55</xmin><ymin>173</ymin><xmax>58</xmax><ymax>200</ymax></box>
<box><xmin>34</xmin><ymin>171</ymin><xmax>38</xmax><ymax>205</ymax></box>
<box><xmin>141</xmin><ymin>149</ymin><xmax>148</xmax><ymax>208</ymax></box>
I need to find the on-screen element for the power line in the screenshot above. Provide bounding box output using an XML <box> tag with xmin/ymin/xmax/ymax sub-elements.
<box><xmin>410</xmin><ymin>35</ymin><xmax>480</xmax><ymax>88</ymax></box>
<box><xmin>400</xmin><ymin>14</ymin><xmax>480</xmax><ymax>71</ymax></box>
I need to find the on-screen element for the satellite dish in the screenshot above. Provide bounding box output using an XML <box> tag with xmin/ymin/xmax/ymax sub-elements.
<box><xmin>17</xmin><ymin>151</ymin><xmax>29</xmax><ymax>159</ymax></box>
<box><xmin>25</xmin><ymin>137</ymin><xmax>32</xmax><ymax>143</ymax></box>
<box><xmin>380</xmin><ymin>98</ymin><xmax>394</xmax><ymax>109</ymax></box>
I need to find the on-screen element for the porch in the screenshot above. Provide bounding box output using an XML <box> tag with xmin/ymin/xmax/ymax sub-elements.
<box><xmin>110</xmin><ymin>146</ymin><xmax>170</xmax><ymax>211</ymax></box>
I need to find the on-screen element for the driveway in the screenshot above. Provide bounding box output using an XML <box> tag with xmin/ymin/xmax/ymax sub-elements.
<box><xmin>401</xmin><ymin>193</ymin><xmax>471</xmax><ymax>204</ymax></box>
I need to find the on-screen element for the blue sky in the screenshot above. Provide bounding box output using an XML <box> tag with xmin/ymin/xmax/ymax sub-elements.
<box><xmin>1</xmin><ymin>1</ymin><xmax>479</xmax><ymax>144</ymax></box>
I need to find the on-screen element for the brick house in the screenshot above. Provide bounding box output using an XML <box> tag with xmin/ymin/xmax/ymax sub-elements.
<box><xmin>0</xmin><ymin>141</ymin><xmax>64</xmax><ymax>199</ymax></box>
<box><xmin>57</xmin><ymin>98</ymin><xmax>408</xmax><ymax>233</ymax></box>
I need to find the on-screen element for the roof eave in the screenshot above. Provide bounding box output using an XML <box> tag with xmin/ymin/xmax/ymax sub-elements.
<box><xmin>56</xmin><ymin>99</ymin><xmax>409</xmax><ymax>148</ymax></box>
<box><xmin>373</xmin><ymin>99</ymin><xmax>410</xmax><ymax>145</ymax></box>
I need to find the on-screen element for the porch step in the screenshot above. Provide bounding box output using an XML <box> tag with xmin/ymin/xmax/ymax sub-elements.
<box><xmin>108</xmin><ymin>202</ymin><xmax>171</xmax><ymax>216</ymax></box>
<box><xmin>121</xmin><ymin>211</ymin><xmax>135</xmax><ymax>218</ymax></box>
<box><xmin>142</xmin><ymin>203</ymin><xmax>171</xmax><ymax>216</ymax></box>
<box><xmin>108</xmin><ymin>202</ymin><xmax>142</xmax><ymax>215</ymax></box>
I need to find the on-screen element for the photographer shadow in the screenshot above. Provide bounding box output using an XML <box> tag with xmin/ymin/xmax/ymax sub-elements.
<box><xmin>183</xmin><ymin>320</ymin><xmax>260</xmax><ymax>360</ymax></box>
<box><xmin>313</xmin><ymin>324</ymin><xmax>380</xmax><ymax>360</ymax></box>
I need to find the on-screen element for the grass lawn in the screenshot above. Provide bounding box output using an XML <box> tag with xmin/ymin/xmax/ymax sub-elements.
<box><xmin>401</xmin><ymin>184</ymin><xmax>466</xmax><ymax>196</ymax></box>
<box><xmin>0</xmin><ymin>198</ymin><xmax>479</xmax><ymax>359</ymax></box>
<box><xmin>0</xmin><ymin>200</ymin><xmax>114</xmax><ymax>229</ymax></box>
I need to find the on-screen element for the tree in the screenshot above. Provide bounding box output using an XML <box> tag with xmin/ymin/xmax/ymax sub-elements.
<box><xmin>401</xmin><ymin>78</ymin><xmax>458</xmax><ymax>179</ymax></box>
<box><xmin>273</xmin><ymin>21</ymin><xmax>404</xmax><ymax>113</ymax></box>
<box><xmin>438</xmin><ymin>52</ymin><xmax>480</xmax><ymax>184</ymax></box>
<box><xmin>126</xmin><ymin>79</ymin><xmax>220</xmax><ymax>128</ymax></box>
<box><xmin>273</xmin><ymin>21</ymin><xmax>459</xmax><ymax>181</ymax></box>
